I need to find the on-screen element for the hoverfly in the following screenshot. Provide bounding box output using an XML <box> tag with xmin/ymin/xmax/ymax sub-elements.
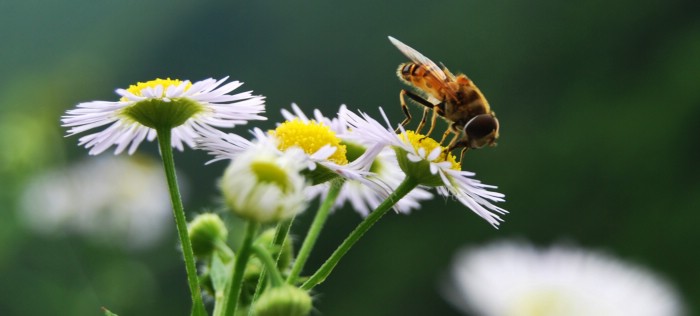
<box><xmin>388</xmin><ymin>36</ymin><xmax>499</xmax><ymax>159</ymax></box>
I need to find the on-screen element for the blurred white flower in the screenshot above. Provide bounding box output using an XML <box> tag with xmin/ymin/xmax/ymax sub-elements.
<box><xmin>19</xmin><ymin>155</ymin><xmax>178</xmax><ymax>249</ymax></box>
<box><xmin>446</xmin><ymin>241</ymin><xmax>684</xmax><ymax>316</ymax></box>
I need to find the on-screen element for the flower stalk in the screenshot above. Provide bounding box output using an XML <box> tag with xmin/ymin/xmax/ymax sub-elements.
<box><xmin>248</xmin><ymin>219</ymin><xmax>295</xmax><ymax>316</ymax></box>
<box><xmin>155</xmin><ymin>127</ymin><xmax>206</xmax><ymax>315</ymax></box>
<box><xmin>301</xmin><ymin>176</ymin><xmax>419</xmax><ymax>290</ymax></box>
<box><xmin>223</xmin><ymin>221</ymin><xmax>261</xmax><ymax>316</ymax></box>
<box><xmin>286</xmin><ymin>179</ymin><xmax>344</xmax><ymax>285</ymax></box>
<box><xmin>251</xmin><ymin>244</ymin><xmax>285</xmax><ymax>287</ymax></box>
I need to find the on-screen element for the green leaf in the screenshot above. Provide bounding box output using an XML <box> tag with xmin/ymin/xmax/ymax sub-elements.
<box><xmin>101</xmin><ymin>307</ymin><xmax>119</xmax><ymax>316</ymax></box>
<box><xmin>211</xmin><ymin>252</ymin><xmax>230</xmax><ymax>294</ymax></box>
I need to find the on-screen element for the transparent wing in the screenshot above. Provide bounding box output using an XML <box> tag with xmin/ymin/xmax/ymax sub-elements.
<box><xmin>388</xmin><ymin>36</ymin><xmax>448</xmax><ymax>81</ymax></box>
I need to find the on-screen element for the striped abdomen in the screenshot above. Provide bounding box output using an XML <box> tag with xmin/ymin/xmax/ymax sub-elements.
<box><xmin>397</xmin><ymin>63</ymin><xmax>446</xmax><ymax>100</ymax></box>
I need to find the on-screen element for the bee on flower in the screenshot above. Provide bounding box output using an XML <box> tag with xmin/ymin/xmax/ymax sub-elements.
<box><xmin>338</xmin><ymin>107</ymin><xmax>507</xmax><ymax>227</ymax></box>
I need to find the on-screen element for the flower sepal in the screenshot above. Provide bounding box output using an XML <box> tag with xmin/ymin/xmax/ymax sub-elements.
<box><xmin>301</xmin><ymin>163</ymin><xmax>339</xmax><ymax>185</ymax></box>
<box><xmin>122</xmin><ymin>97</ymin><xmax>205</xmax><ymax>130</ymax></box>
<box><xmin>394</xmin><ymin>147</ymin><xmax>445</xmax><ymax>187</ymax></box>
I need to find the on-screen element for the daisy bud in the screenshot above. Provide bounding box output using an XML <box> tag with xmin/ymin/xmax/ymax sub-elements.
<box><xmin>220</xmin><ymin>144</ymin><xmax>308</xmax><ymax>223</ymax></box>
<box><xmin>253</xmin><ymin>285</ymin><xmax>312</xmax><ymax>316</ymax></box>
<box><xmin>187</xmin><ymin>213</ymin><xmax>228</xmax><ymax>258</ymax></box>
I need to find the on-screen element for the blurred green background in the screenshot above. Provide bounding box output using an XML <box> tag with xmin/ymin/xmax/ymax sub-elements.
<box><xmin>1</xmin><ymin>0</ymin><xmax>698</xmax><ymax>315</ymax></box>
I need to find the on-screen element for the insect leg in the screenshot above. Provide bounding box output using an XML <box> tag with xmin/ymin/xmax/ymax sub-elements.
<box><xmin>401</xmin><ymin>90</ymin><xmax>435</xmax><ymax>133</ymax></box>
<box><xmin>416</xmin><ymin>107</ymin><xmax>430</xmax><ymax>134</ymax></box>
<box><xmin>439</xmin><ymin>129</ymin><xmax>452</xmax><ymax>145</ymax></box>
<box><xmin>459</xmin><ymin>147</ymin><xmax>469</xmax><ymax>162</ymax></box>
<box><xmin>397</xmin><ymin>90</ymin><xmax>413</xmax><ymax>132</ymax></box>
<box><xmin>446</xmin><ymin>130</ymin><xmax>461</xmax><ymax>149</ymax></box>
<box><xmin>424</xmin><ymin>106</ymin><xmax>441</xmax><ymax>137</ymax></box>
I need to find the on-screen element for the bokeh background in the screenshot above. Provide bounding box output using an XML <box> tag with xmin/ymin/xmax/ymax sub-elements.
<box><xmin>1</xmin><ymin>0</ymin><xmax>698</xmax><ymax>315</ymax></box>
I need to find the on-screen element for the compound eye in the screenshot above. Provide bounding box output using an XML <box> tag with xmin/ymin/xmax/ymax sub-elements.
<box><xmin>465</xmin><ymin>114</ymin><xmax>499</xmax><ymax>140</ymax></box>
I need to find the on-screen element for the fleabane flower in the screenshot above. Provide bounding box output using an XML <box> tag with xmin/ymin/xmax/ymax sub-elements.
<box><xmin>19</xmin><ymin>155</ymin><xmax>173</xmax><ymax>249</ymax></box>
<box><xmin>62</xmin><ymin>77</ymin><xmax>266</xmax><ymax>155</ymax></box>
<box><xmin>220</xmin><ymin>142</ymin><xmax>308</xmax><ymax>223</ymax></box>
<box><xmin>198</xmin><ymin>104</ymin><xmax>381</xmax><ymax>186</ymax></box>
<box><xmin>281</xmin><ymin>104</ymin><xmax>432</xmax><ymax>215</ymax></box>
<box><xmin>446</xmin><ymin>241</ymin><xmax>685</xmax><ymax>316</ymax></box>
<box><xmin>339</xmin><ymin>107</ymin><xmax>506</xmax><ymax>227</ymax></box>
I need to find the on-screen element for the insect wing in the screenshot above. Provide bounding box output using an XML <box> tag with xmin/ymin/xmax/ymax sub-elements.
<box><xmin>388</xmin><ymin>36</ymin><xmax>448</xmax><ymax>81</ymax></box>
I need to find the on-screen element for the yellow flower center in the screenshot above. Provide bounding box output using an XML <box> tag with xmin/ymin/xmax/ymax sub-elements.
<box><xmin>400</xmin><ymin>130</ymin><xmax>460</xmax><ymax>170</ymax></box>
<box><xmin>270</xmin><ymin>119</ymin><xmax>348</xmax><ymax>165</ymax></box>
<box><xmin>120</xmin><ymin>78</ymin><xmax>191</xmax><ymax>101</ymax></box>
<box><xmin>250</xmin><ymin>160</ymin><xmax>291</xmax><ymax>192</ymax></box>
<box><xmin>509</xmin><ymin>289</ymin><xmax>571</xmax><ymax>316</ymax></box>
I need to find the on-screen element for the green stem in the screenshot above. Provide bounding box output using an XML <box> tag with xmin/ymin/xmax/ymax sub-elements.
<box><xmin>214</xmin><ymin>239</ymin><xmax>235</xmax><ymax>263</ymax></box>
<box><xmin>272</xmin><ymin>218</ymin><xmax>294</xmax><ymax>254</ymax></box>
<box><xmin>247</xmin><ymin>219</ymin><xmax>294</xmax><ymax>316</ymax></box>
<box><xmin>301</xmin><ymin>176</ymin><xmax>418</xmax><ymax>290</ymax></box>
<box><xmin>213</xmin><ymin>284</ymin><xmax>225</xmax><ymax>316</ymax></box>
<box><xmin>251</xmin><ymin>244</ymin><xmax>285</xmax><ymax>287</ymax></box>
<box><xmin>286</xmin><ymin>179</ymin><xmax>344</xmax><ymax>285</ymax></box>
<box><xmin>223</xmin><ymin>221</ymin><xmax>260</xmax><ymax>316</ymax></box>
<box><xmin>155</xmin><ymin>128</ymin><xmax>205</xmax><ymax>314</ymax></box>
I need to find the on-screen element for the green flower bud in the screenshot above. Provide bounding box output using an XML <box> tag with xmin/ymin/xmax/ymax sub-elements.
<box><xmin>253</xmin><ymin>285</ymin><xmax>312</xmax><ymax>316</ymax></box>
<box><xmin>188</xmin><ymin>213</ymin><xmax>228</xmax><ymax>258</ymax></box>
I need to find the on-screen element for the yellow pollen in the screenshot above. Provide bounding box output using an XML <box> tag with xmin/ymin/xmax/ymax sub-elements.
<box><xmin>400</xmin><ymin>130</ymin><xmax>460</xmax><ymax>170</ymax></box>
<box><xmin>120</xmin><ymin>78</ymin><xmax>191</xmax><ymax>101</ymax></box>
<box><xmin>270</xmin><ymin>119</ymin><xmax>348</xmax><ymax>165</ymax></box>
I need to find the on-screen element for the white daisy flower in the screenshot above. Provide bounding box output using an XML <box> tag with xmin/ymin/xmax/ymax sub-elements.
<box><xmin>339</xmin><ymin>107</ymin><xmax>506</xmax><ymax>227</ymax></box>
<box><xmin>316</xmin><ymin>148</ymin><xmax>434</xmax><ymax>216</ymax></box>
<box><xmin>62</xmin><ymin>77</ymin><xmax>266</xmax><ymax>155</ymax></box>
<box><xmin>446</xmin><ymin>241</ymin><xmax>685</xmax><ymax>316</ymax></box>
<box><xmin>281</xmin><ymin>103</ymin><xmax>433</xmax><ymax>216</ymax></box>
<box><xmin>220</xmin><ymin>141</ymin><xmax>308</xmax><ymax>223</ymax></box>
<box><xmin>198</xmin><ymin>104</ymin><xmax>382</xmax><ymax>186</ymax></box>
<box><xmin>19</xmin><ymin>155</ymin><xmax>174</xmax><ymax>249</ymax></box>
